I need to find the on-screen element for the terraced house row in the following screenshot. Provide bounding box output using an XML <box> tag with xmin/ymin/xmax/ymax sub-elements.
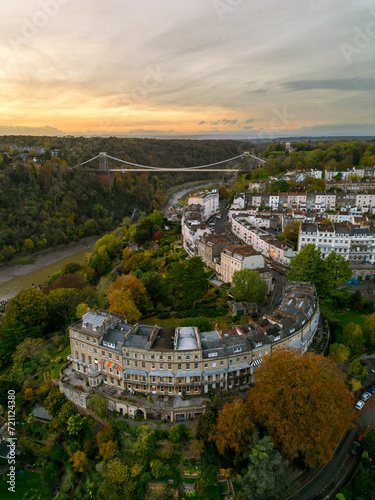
<box><xmin>59</xmin><ymin>282</ymin><xmax>319</xmax><ymax>421</ymax></box>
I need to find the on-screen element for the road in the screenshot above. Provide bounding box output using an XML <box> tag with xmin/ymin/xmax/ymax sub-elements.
<box><xmin>290</xmin><ymin>389</ymin><xmax>375</xmax><ymax>499</ymax></box>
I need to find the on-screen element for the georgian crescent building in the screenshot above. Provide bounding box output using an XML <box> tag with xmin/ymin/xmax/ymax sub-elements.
<box><xmin>59</xmin><ymin>281</ymin><xmax>320</xmax><ymax>422</ymax></box>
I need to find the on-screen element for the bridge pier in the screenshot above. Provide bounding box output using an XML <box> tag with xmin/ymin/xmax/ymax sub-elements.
<box><xmin>95</xmin><ymin>170</ymin><xmax>114</xmax><ymax>188</ymax></box>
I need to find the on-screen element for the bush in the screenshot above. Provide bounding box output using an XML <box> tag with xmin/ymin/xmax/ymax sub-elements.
<box><xmin>158</xmin><ymin>312</ymin><xmax>171</xmax><ymax>319</ymax></box>
<box><xmin>179</xmin><ymin>317</ymin><xmax>214</xmax><ymax>332</ymax></box>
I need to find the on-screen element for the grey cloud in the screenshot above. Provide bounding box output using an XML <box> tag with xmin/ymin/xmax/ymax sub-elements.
<box><xmin>283</xmin><ymin>78</ymin><xmax>375</xmax><ymax>92</ymax></box>
<box><xmin>198</xmin><ymin>121</ymin><xmax>206</xmax><ymax>125</ymax></box>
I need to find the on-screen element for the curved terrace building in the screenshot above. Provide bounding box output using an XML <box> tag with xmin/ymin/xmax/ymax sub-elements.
<box><xmin>59</xmin><ymin>281</ymin><xmax>319</xmax><ymax>422</ymax></box>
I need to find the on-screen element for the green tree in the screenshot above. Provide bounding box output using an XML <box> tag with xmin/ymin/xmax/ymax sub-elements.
<box><xmin>150</xmin><ymin>459</ymin><xmax>172</xmax><ymax>479</ymax></box>
<box><xmin>364</xmin><ymin>312</ymin><xmax>375</xmax><ymax>347</ymax></box>
<box><xmin>87</xmin><ymin>394</ymin><xmax>109</xmax><ymax>418</ymax></box>
<box><xmin>283</xmin><ymin>221</ymin><xmax>300</xmax><ymax>246</ymax></box>
<box><xmin>0</xmin><ymin>324</ymin><xmax>42</xmax><ymax>365</ymax></box>
<box><xmin>349</xmin><ymin>359</ymin><xmax>367</xmax><ymax>379</ymax></box>
<box><xmin>67</xmin><ymin>414</ymin><xmax>87</xmax><ymax>436</ymax></box>
<box><xmin>239</xmin><ymin>433</ymin><xmax>296</xmax><ymax>500</ymax></box>
<box><xmin>342</xmin><ymin>322</ymin><xmax>365</xmax><ymax>354</ymax></box>
<box><xmin>287</xmin><ymin>244</ymin><xmax>327</xmax><ymax>296</ymax></box>
<box><xmin>231</xmin><ymin>269</ymin><xmax>268</xmax><ymax>303</ymax></box>
<box><xmin>363</xmin><ymin>430</ymin><xmax>375</xmax><ymax>455</ymax></box>
<box><xmin>12</xmin><ymin>338</ymin><xmax>44</xmax><ymax>366</ymax></box>
<box><xmin>329</xmin><ymin>343</ymin><xmax>351</xmax><ymax>364</ymax></box>
<box><xmin>168</xmin><ymin>424</ymin><xmax>188</xmax><ymax>443</ymax></box>
<box><xmin>47</xmin><ymin>288</ymin><xmax>84</xmax><ymax>329</ymax></box>
<box><xmin>324</xmin><ymin>252</ymin><xmax>352</xmax><ymax>292</ymax></box>
<box><xmin>131</xmin><ymin>426</ymin><xmax>156</xmax><ymax>459</ymax></box>
<box><xmin>3</xmin><ymin>288</ymin><xmax>48</xmax><ymax>328</ymax></box>
<box><xmin>269</xmin><ymin>179</ymin><xmax>290</xmax><ymax>192</ymax></box>
<box><xmin>140</xmin><ymin>271</ymin><xmax>166</xmax><ymax>306</ymax></box>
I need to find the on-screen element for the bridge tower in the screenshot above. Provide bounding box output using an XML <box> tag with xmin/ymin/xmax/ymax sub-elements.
<box><xmin>95</xmin><ymin>152</ymin><xmax>114</xmax><ymax>188</ymax></box>
<box><xmin>99</xmin><ymin>152</ymin><xmax>109</xmax><ymax>170</ymax></box>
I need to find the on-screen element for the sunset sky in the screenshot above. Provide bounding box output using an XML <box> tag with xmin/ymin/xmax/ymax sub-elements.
<box><xmin>1</xmin><ymin>0</ymin><xmax>374</xmax><ymax>137</ymax></box>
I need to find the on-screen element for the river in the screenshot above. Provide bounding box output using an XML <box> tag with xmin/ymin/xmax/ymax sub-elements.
<box><xmin>0</xmin><ymin>180</ymin><xmax>221</xmax><ymax>301</ymax></box>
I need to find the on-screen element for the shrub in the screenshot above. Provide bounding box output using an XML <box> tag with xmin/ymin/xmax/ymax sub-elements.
<box><xmin>158</xmin><ymin>312</ymin><xmax>171</xmax><ymax>319</ymax></box>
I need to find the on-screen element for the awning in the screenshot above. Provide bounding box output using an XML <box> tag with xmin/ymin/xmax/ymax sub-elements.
<box><xmin>99</xmin><ymin>360</ymin><xmax>121</xmax><ymax>370</ymax></box>
<box><xmin>202</xmin><ymin>368</ymin><xmax>227</xmax><ymax>376</ymax></box>
<box><xmin>123</xmin><ymin>368</ymin><xmax>147</xmax><ymax>376</ymax></box>
<box><xmin>149</xmin><ymin>371</ymin><xmax>174</xmax><ymax>377</ymax></box>
<box><xmin>227</xmin><ymin>363</ymin><xmax>250</xmax><ymax>372</ymax></box>
<box><xmin>175</xmin><ymin>370</ymin><xmax>201</xmax><ymax>378</ymax></box>
<box><xmin>250</xmin><ymin>359</ymin><xmax>263</xmax><ymax>367</ymax></box>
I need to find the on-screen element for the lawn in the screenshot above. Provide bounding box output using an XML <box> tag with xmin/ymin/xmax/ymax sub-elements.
<box><xmin>320</xmin><ymin>302</ymin><xmax>371</xmax><ymax>343</ymax></box>
<box><xmin>0</xmin><ymin>470</ymin><xmax>41</xmax><ymax>499</ymax></box>
<box><xmin>47</xmin><ymin>345</ymin><xmax>71</xmax><ymax>379</ymax></box>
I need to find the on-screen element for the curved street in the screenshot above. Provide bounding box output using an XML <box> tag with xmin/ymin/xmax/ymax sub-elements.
<box><xmin>290</xmin><ymin>391</ymin><xmax>375</xmax><ymax>499</ymax></box>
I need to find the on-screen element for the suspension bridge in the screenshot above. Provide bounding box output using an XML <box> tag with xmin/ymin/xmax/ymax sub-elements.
<box><xmin>73</xmin><ymin>151</ymin><xmax>266</xmax><ymax>172</ymax></box>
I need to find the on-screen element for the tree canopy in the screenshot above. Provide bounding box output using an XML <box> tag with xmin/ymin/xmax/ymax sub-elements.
<box><xmin>231</xmin><ymin>269</ymin><xmax>268</xmax><ymax>303</ymax></box>
<box><xmin>247</xmin><ymin>348</ymin><xmax>353</xmax><ymax>467</ymax></box>
<box><xmin>287</xmin><ymin>246</ymin><xmax>351</xmax><ymax>297</ymax></box>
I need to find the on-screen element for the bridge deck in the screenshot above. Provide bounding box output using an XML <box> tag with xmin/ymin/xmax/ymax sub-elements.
<box><xmin>109</xmin><ymin>168</ymin><xmax>240</xmax><ymax>172</ymax></box>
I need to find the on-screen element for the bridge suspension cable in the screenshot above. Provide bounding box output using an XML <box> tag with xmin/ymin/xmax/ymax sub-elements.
<box><xmin>71</xmin><ymin>155</ymin><xmax>100</xmax><ymax>169</ymax></box>
<box><xmin>106</xmin><ymin>153</ymin><xmax>245</xmax><ymax>170</ymax></box>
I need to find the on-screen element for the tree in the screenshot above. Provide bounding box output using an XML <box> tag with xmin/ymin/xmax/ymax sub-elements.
<box><xmin>150</xmin><ymin>459</ymin><xmax>172</xmax><ymax>479</ymax></box>
<box><xmin>167</xmin><ymin>257</ymin><xmax>208</xmax><ymax>308</ymax></box>
<box><xmin>12</xmin><ymin>338</ymin><xmax>44</xmax><ymax>366</ymax></box>
<box><xmin>140</xmin><ymin>271</ymin><xmax>167</xmax><ymax>306</ymax></box>
<box><xmin>131</xmin><ymin>426</ymin><xmax>155</xmax><ymax>459</ymax></box>
<box><xmin>0</xmin><ymin>324</ymin><xmax>42</xmax><ymax>365</ymax></box>
<box><xmin>324</xmin><ymin>252</ymin><xmax>352</xmax><ymax>292</ymax></box>
<box><xmin>349</xmin><ymin>359</ymin><xmax>367</xmax><ymax>379</ymax></box>
<box><xmin>364</xmin><ymin>312</ymin><xmax>375</xmax><ymax>347</ymax></box>
<box><xmin>283</xmin><ymin>221</ymin><xmax>300</xmax><ymax>246</ymax></box>
<box><xmin>231</xmin><ymin>269</ymin><xmax>268</xmax><ymax>303</ymax></box>
<box><xmin>247</xmin><ymin>348</ymin><xmax>354</xmax><ymax>467</ymax></box>
<box><xmin>106</xmin><ymin>274</ymin><xmax>149</xmax><ymax>309</ymax></box>
<box><xmin>169</xmin><ymin>424</ymin><xmax>188</xmax><ymax>443</ymax></box>
<box><xmin>209</xmin><ymin>399</ymin><xmax>254</xmax><ymax>463</ymax></box>
<box><xmin>87</xmin><ymin>394</ymin><xmax>109</xmax><ymax>418</ymax></box>
<box><xmin>67</xmin><ymin>414</ymin><xmax>87</xmax><ymax>436</ymax></box>
<box><xmin>239</xmin><ymin>433</ymin><xmax>296</xmax><ymax>500</ymax></box>
<box><xmin>70</xmin><ymin>450</ymin><xmax>91</xmax><ymax>473</ymax></box>
<box><xmin>342</xmin><ymin>322</ymin><xmax>365</xmax><ymax>354</ymax></box>
<box><xmin>363</xmin><ymin>430</ymin><xmax>375</xmax><ymax>455</ymax></box>
<box><xmin>107</xmin><ymin>289</ymin><xmax>141</xmax><ymax>323</ymax></box>
<box><xmin>287</xmin><ymin>244</ymin><xmax>327</xmax><ymax>296</ymax></box>
<box><xmin>269</xmin><ymin>179</ymin><xmax>290</xmax><ymax>192</ymax></box>
<box><xmin>24</xmin><ymin>388</ymin><xmax>35</xmax><ymax>402</ymax></box>
<box><xmin>3</xmin><ymin>288</ymin><xmax>48</xmax><ymax>328</ymax></box>
<box><xmin>47</xmin><ymin>288</ymin><xmax>84</xmax><ymax>328</ymax></box>
<box><xmin>329</xmin><ymin>343</ymin><xmax>350</xmax><ymax>364</ymax></box>
<box><xmin>98</xmin><ymin>440</ymin><xmax>118</xmax><ymax>461</ymax></box>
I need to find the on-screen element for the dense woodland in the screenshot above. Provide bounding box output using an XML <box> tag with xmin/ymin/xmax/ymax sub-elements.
<box><xmin>0</xmin><ymin>136</ymin><xmax>249</xmax><ymax>262</ymax></box>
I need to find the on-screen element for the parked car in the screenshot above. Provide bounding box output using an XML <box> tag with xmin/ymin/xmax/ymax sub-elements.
<box><xmin>355</xmin><ymin>400</ymin><xmax>365</xmax><ymax>410</ymax></box>
<box><xmin>361</xmin><ymin>392</ymin><xmax>371</xmax><ymax>401</ymax></box>
<box><xmin>369</xmin><ymin>385</ymin><xmax>375</xmax><ymax>394</ymax></box>
<box><xmin>350</xmin><ymin>441</ymin><xmax>361</xmax><ymax>456</ymax></box>
<box><xmin>356</xmin><ymin>433</ymin><xmax>363</xmax><ymax>442</ymax></box>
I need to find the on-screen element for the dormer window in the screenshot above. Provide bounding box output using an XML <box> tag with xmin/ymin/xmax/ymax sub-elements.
<box><xmin>233</xmin><ymin>347</ymin><xmax>242</xmax><ymax>353</ymax></box>
<box><xmin>255</xmin><ymin>342</ymin><xmax>263</xmax><ymax>348</ymax></box>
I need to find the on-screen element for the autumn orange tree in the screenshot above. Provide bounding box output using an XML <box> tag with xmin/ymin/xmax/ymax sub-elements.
<box><xmin>247</xmin><ymin>348</ymin><xmax>354</xmax><ymax>468</ymax></box>
<box><xmin>106</xmin><ymin>275</ymin><xmax>149</xmax><ymax>322</ymax></box>
<box><xmin>209</xmin><ymin>399</ymin><xmax>254</xmax><ymax>463</ymax></box>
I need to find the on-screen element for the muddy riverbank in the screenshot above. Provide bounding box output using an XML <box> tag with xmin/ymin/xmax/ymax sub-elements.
<box><xmin>0</xmin><ymin>179</ymin><xmax>223</xmax><ymax>301</ymax></box>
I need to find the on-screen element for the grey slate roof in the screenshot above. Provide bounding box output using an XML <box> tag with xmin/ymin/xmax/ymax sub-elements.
<box><xmin>31</xmin><ymin>406</ymin><xmax>53</xmax><ymax>421</ymax></box>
